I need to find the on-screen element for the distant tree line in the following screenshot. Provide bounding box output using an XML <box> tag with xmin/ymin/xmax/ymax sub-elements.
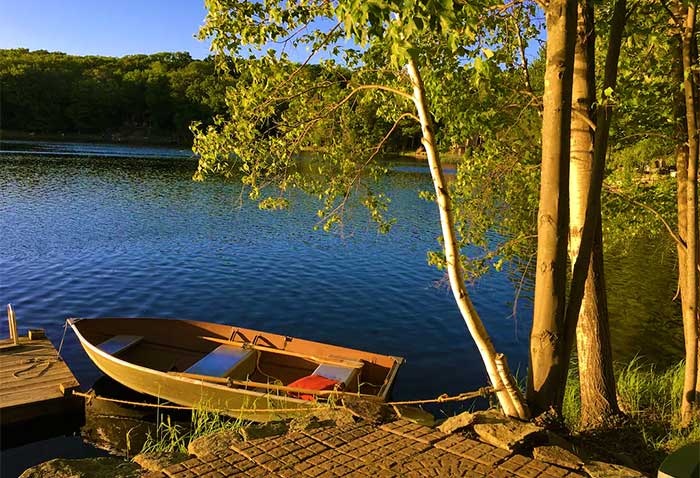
<box><xmin>0</xmin><ymin>49</ymin><xmax>421</xmax><ymax>149</ymax></box>
<box><xmin>0</xmin><ymin>49</ymin><xmax>228</xmax><ymax>144</ymax></box>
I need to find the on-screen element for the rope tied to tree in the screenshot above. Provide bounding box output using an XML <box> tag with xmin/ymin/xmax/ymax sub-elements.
<box><xmin>71</xmin><ymin>386</ymin><xmax>494</xmax><ymax>412</ymax></box>
<box><xmin>384</xmin><ymin>387</ymin><xmax>494</xmax><ymax>406</ymax></box>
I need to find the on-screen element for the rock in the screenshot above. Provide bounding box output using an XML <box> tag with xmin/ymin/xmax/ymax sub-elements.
<box><xmin>342</xmin><ymin>396</ymin><xmax>394</xmax><ymax>424</ymax></box>
<box><xmin>472</xmin><ymin>409</ymin><xmax>510</xmax><ymax>424</ymax></box>
<box><xmin>533</xmin><ymin>445</ymin><xmax>584</xmax><ymax>470</ymax></box>
<box><xmin>82</xmin><ymin>413</ymin><xmax>155</xmax><ymax>455</ymax></box>
<box><xmin>240</xmin><ymin>421</ymin><xmax>289</xmax><ymax>441</ymax></box>
<box><xmin>545</xmin><ymin>430</ymin><xmax>579</xmax><ymax>453</ymax></box>
<box><xmin>19</xmin><ymin>457</ymin><xmax>141</xmax><ymax>478</ymax></box>
<box><xmin>132</xmin><ymin>452</ymin><xmax>188</xmax><ymax>472</ymax></box>
<box><xmin>393</xmin><ymin>405</ymin><xmax>436</xmax><ymax>427</ymax></box>
<box><xmin>532</xmin><ymin>407</ymin><xmax>566</xmax><ymax>431</ymax></box>
<box><xmin>437</xmin><ymin>412</ymin><xmax>477</xmax><ymax>434</ymax></box>
<box><xmin>288</xmin><ymin>407</ymin><xmax>356</xmax><ymax>433</ymax></box>
<box><xmin>472</xmin><ymin>415</ymin><xmax>544</xmax><ymax>451</ymax></box>
<box><xmin>187</xmin><ymin>429</ymin><xmax>240</xmax><ymax>457</ymax></box>
<box><xmin>583</xmin><ymin>460</ymin><xmax>649</xmax><ymax>478</ymax></box>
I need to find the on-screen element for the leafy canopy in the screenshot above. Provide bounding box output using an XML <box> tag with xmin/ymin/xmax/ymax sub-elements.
<box><xmin>193</xmin><ymin>0</ymin><xmax>541</xmax><ymax>249</ymax></box>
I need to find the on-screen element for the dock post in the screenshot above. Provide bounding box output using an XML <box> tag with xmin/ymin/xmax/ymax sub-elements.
<box><xmin>7</xmin><ymin>304</ymin><xmax>18</xmax><ymax>345</ymax></box>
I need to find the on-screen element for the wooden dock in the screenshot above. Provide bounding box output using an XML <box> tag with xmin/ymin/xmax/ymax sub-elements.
<box><xmin>0</xmin><ymin>332</ymin><xmax>81</xmax><ymax>429</ymax></box>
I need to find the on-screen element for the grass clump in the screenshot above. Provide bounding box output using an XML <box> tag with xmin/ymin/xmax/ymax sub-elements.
<box><xmin>140</xmin><ymin>406</ymin><xmax>247</xmax><ymax>454</ymax></box>
<box><xmin>563</xmin><ymin>357</ymin><xmax>700</xmax><ymax>465</ymax></box>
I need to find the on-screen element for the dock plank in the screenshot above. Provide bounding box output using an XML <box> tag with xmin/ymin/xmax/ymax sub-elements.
<box><xmin>2</xmin><ymin>374</ymin><xmax>78</xmax><ymax>401</ymax></box>
<box><xmin>0</xmin><ymin>335</ymin><xmax>81</xmax><ymax>426</ymax></box>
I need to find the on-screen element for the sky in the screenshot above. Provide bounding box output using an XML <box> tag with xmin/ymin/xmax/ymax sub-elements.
<box><xmin>0</xmin><ymin>1</ymin><xmax>543</xmax><ymax>63</ymax></box>
<box><xmin>0</xmin><ymin>0</ymin><xmax>214</xmax><ymax>59</ymax></box>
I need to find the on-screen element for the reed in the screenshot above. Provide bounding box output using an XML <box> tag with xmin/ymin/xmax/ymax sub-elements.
<box><xmin>140</xmin><ymin>405</ymin><xmax>247</xmax><ymax>454</ymax></box>
<box><xmin>563</xmin><ymin>357</ymin><xmax>700</xmax><ymax>455</ymax></box>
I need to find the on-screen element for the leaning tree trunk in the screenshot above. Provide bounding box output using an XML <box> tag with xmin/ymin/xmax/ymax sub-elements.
<box><xmin>556</xmin><ymin>0</ymin><xmax>627</xmax><ymax>413</ymax></box>
<box><xmin>568</xmin><ymin>0</ymin><xmax>620</xmax><ymax>428</ymax></box>
<box><xmin>678</xmin><ymin>0</ymin><xmax>700</xmax><ymax>425</ymax></box>
<box><xmin>528</xmin><ymin>0</ymin><xmax>578</xmax><ymax>416</ymax></box>
<box><xmin>406</xmin><ymin>56</ymin><xmax>529</xmax><ymax>420</ymax></box>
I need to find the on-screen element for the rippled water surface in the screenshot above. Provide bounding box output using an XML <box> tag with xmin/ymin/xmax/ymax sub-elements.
<box><xmin>0</xmin><ymin>140</ymin><xmax>684</xmax><ymax>406</ymax></box>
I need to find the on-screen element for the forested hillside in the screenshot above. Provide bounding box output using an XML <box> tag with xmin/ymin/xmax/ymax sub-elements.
<box><xmin>0</xmin><ymin>49</ymin><xmax>227</xmax><ymax>143</ymax></box>
<box><xmin>0</xmin><ymin>49</ymin><xmax>422</xmax><ymax>149</ymax></box>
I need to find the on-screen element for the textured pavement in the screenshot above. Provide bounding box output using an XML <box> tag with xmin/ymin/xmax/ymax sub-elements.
<box><xmin>155</xmin><ymin>420</ymin><xmax>587</xmax><ymax>478</ymax></box>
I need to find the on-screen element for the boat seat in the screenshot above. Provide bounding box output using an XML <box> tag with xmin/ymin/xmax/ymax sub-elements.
<box><xmin>185</xmin><ymin>345</ymin><xmax>257</xmax><ymax>379</ymax></box>
<box><xmin>312</xmin><ymin>362</ymin><xmax>361</xmax><ymax>389</ymax></box>
<box><xmin>98</xmin><ymin>335</ymin><xmax>143</xmax><ymax>356</ymax></box>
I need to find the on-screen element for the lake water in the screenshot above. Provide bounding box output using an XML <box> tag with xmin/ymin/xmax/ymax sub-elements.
<box><xmin>0</xmin><ymin>140</ymin><xmax>684</xmax><ymax>406</ymax></box>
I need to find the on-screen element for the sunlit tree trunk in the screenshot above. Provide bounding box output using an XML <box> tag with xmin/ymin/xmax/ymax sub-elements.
<box><xmin>528</xmin><ymin>0</ymin><xmax>578</xmax><ymax>415</ymax></box>
<box><xmin>406</xmin><ymin>56</ymin><xmax>529</xmax><ymax>419</ymax></box>
<box><xmin>671</xmin><ymin>30</ymin><xmax>693</xmax><ymax>424</ymax></box>
<box><xmin>555</xmin><ymin>0</ymin><xmax>626</xmax><ymax>413</ymax></box>
<box><xmin>687</xmin><ymin>14</ymin><xmax>700</xmax><ymax>426</ymax></box>
<box><xmin>677</xmin><ymin>0</ymin><xmax>700</xmax><ymax>425</ymax></box>
<box><xmin>568</xmin><ymin>0</ymin><xmax>620</xmax><ymax>428</ymax></box>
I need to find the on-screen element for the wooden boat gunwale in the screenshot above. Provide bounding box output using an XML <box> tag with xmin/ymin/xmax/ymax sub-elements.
<box><xmin>67</xmin><ymin>318</ymin><xmax>310</xmax><ymax>405</ymax></box>
<box><xmin>378</xmin><ymin>355</ymin><xmax>404</xmax><ymax>400</ymax></box>
<box><xmin>68</xmin><ymin>316</ymin><xmax>404</xmax><ymax>410</ymax></box>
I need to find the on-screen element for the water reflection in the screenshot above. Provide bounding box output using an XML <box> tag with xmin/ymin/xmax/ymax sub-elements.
<box><xmin>0</xmin><ymin>142</ymin><xmax>685</xmax><ymax>409</ymax></box>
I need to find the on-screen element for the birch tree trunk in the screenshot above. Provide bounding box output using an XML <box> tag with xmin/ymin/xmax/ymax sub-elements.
<box><xmin>528</xmin><ymin>0</ymin><xmax>577</xmax><ymax>415</ymax></box>
<box><xmin>406</xmin><ymin>56</ymin><xmax>529</xmax><ymax>419</ymax></box>
<box><xmin>568</xmin><ymin>0</ymin><xmax>620</xmax><ymax>428</ymax></box>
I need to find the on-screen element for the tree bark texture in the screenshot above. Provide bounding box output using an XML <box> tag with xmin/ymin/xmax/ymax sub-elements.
<box><xmin>671</xmin><ymin>31</ymin><xmax>693</xmax><ymax>423</ymax></box>
<box><xmin>556</xmin><ymin>0</ymin><xmax>626</xmax><ymax>412</ymax></box>
<box><xmin>406</xmin><ymin>57</ymin><xmax>529</xmax><ymax>419</ymax></box>
<box><xmin>528</xmin><ymin>0</ymin><xmax>578</xmax><ymax>415</ymax></box>
<box><xmin>678</xmin><ymin>0</ymin><xmax>700</xmax><ymax>425</ymax></box>
<box><xmin>568</xmin><ymin>0</ymin><xmax>620</xmax><ymax>429</ymax></box>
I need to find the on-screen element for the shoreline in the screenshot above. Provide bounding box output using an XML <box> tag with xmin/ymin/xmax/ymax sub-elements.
<box><xmin>0</xmin><ymin>130</ymin><xmax>191</xmax><ymax>148</ymax></box>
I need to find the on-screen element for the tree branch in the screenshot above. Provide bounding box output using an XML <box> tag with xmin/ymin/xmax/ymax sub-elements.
<box><xmin>365</xmin><ymin>113</ymin><xmax>420</xmax><ymax>164</ymax></box>
<box><xmin>512</xmin><ymin>6</ymin><xmax>536</xmax><ymax>101</ymax></box>
<box><xmin>604</xmin><ymin>184</ymin><xmax>700</xmax><ymax>274</ymax></box>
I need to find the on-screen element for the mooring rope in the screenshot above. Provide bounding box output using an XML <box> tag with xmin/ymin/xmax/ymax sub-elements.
<box><xmin>71</xmin><ymin>390</ymin><xmax>336</xmax><ymax>413</ymax></box>
<box><xmin>12</xmin><ymin>357</ymin><xmax>56</xmax><ymax>378</ymax></box>
<box><xmin>384</xmin><ymin>387</ymin><xmax>494</xmax><ymax>406</ymax></box>
<box><xmin>71</xmin><ymin>386</ymin><xmax>493</xmax><ymax>413</ymax></box>
<box><xmin>56</xmin><ymin>319</ymin><xmax>69</xmax><ymax>359</ymax></box>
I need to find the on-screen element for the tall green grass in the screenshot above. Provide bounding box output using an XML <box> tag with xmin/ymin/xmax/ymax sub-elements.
<box><xmin>563</xmin><ymin>357</ymin><xmax>700</xmax><ymax>453</ymax></box>
<box><xmin>140</xmin><ymin>406</ymin><xmax>247</xmax><ymax>454</ymax></box>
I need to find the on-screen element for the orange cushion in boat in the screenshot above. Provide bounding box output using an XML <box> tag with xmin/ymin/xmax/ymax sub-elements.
<box><xmin>288</xmin><ymin>374</ymin><xmax>340</xmax><ymax>401</ymax></box>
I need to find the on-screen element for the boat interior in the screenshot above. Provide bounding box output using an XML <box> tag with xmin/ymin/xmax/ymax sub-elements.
<box><xmin>74</xmin><ymin>317</ymin><xmax>401</xmax><ymax>399</ymax></box>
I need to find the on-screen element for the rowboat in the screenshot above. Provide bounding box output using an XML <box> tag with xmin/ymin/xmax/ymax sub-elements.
<box><xmin>69</xmin><ymin>317</ymin><xmax>403</xmax><ymax>421</ymax></box>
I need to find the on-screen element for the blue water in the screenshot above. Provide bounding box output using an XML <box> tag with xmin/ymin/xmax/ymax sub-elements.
<box><xmin>0</xmin><ymin>139</ymin><xmax>193</xmax><ymax>158</ymax></box>
<box><xmin>0</xmin><ymin>140</ymin><xmax>684</xmax><ymax>407</ymax></box>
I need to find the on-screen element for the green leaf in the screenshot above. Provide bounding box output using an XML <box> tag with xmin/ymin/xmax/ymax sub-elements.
<box><xmin>482</xmin><ymin>48</ymin><xmax>494</xmax><ymax>59</ymax></box>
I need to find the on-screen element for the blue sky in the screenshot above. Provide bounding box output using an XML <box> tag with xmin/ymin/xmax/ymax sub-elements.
<box><xmin>0</xmin><ymin>0</ymin><xmax>213</xmax><ymax>58</ymax></box>
<box><xmin>0</xmin><ymin>1</ymin><xmax>543</xmax><ymax>63</ymax></box>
